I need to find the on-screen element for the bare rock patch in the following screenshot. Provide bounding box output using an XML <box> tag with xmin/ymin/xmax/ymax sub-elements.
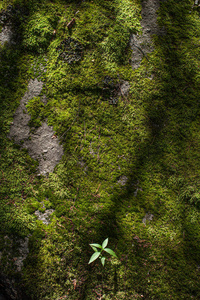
<box><xmin>117</xmin><ymin>175</ymin><xmax>128</xmax><ymax>186</ymax></box>
<box><xmin>142</xmin><ymin>212</ymin><xmax>154</xmax><ymax>225</ymax></box>
<box><xmin>8</xmin><ymin>79</ymin><xmax>64</xmax><ymax>176</ymax></box>
<box><xmin>35</xmin><ymin>209</ymin><xmax>54</xmax><ymax>225</ymax></box>
<box><xmin>130</xmin><ymin>0</ymin><xmax>164</xmax><ymax>69</ymax></box>
<box><xmin>13</xmin><ymin>237</ymin><xmax>29</xmax><ymax>272</ymax></box>
<box><xmin>0</xmin><ymin>25</ymin><xmax>13</xmax><ymax>46</ymax></box>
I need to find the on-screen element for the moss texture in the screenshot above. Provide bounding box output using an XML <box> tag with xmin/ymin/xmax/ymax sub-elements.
<box><xmin>0</xmin><ymin>0</ymin><xmax>200</xmax><ymax>299</ymax></box>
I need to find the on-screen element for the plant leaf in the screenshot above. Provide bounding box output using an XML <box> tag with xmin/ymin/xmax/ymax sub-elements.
<box><xmin>90</xmin><ymin>243</ymin><xmax>102</xmax><ymax>249</ymax></box>
<box><xmin>104</xmin><ymin>248</ymin><xmax>117</xmax><ymax>258</ymax></box>
<box><xmin>88</xmin><ymin>252</ymin><xmax>101</xmax><ymax>264</ymax></box>
<box><xmin>102</xmin><ymin>238</ymin><xmax>108</xmax><ymax>249</ymax></box>
<box><xmin>91</xmin><ymin>246</ymin><xmax>98</xmax><ymax>252</ymax></box>
<box><xmin>101</xmin><ymin>257</ymin><xmax>106</xmax><ymax>266</ymax></box>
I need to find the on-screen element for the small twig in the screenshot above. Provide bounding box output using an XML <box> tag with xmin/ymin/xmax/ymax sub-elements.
<box><xmin>67</xmin><ymin>18</ymin><xmax>76</xmax><ymax>29</ymax></box>
<box><xmin>132</xmin><ymin>43</ymin><xmax>149</xmax><ymax>61</ymax></box>
<box><xmin>94</xmin><ymin>289</ymin><xmax>103</xmax><ymax>300</ymax></box>
<box><xmin>95</xmin><ymin>183</ymin><xmax>101</xmax><ymax>194</ymax></box>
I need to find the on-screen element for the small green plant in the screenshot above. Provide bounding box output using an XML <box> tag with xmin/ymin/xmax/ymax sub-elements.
<box><xmin>88</xmin><ymin>238</ymin><xmax>117</xmax><ymax>266</ymax></box>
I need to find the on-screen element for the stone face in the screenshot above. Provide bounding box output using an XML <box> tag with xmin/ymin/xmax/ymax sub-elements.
<box><xmin>35</xmin><ymin>209</ymin><xmax>54</xmax><ymax>225</ymax></box>
<box><xmin>2</xmin><ymin>236</ymin><xmax>29</xmax><ymax>273</ymax></box>
<box><xmin>119</xmin><ymin>81</ymin><xmax>130</xmax><ymax>98</ymax></box>
<box><xmin>23</xmin><ymin>122</ymin><xmax>64</xmax><ymax>175</ymax></box>
<box><xmin>0</xmin><ymin>25</ymin><xmax>13</xmax><ymax>46</ymax></box>
<box><xmin>8</xmin><ymin>78</ymin><xmax>43</xmax><ymax>144</ymax></box>
<box><xmin>8</xmin><ymin>79</ymin><xmax>64</xmax><ymax>176</ymax></box>
<box><xmin>142</xmin><ymin>213</ymin><xmax>154</xmax><ymax>225</ymax></box>
<box><xmin>130</xmin><ymin>0</ymin><xmax>164</xmax><ymax>69</ymax></box>
<box><xmin>0</xmin><ymin>4</ymin><xmax>29</xmax><ymax>47</ymax></box>
<box><xmin>0</xmin><ymin>236</ymin><xmax>31</xmax><ymax>299</ymax></box>
<box><xmin>14</xmin><ymin>238</ymin><xmax>29</xmax><ymax>272</ymax></box>
<box><xmin>117</xmin><ymin>175</ymin><xmax>128</xmax><ymax>186</ymax></box>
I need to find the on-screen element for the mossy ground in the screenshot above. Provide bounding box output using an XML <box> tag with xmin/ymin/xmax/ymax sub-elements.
<box><xmin>0</xmin><ymin>0</ymin><xmax>200</xmax><ymax>299</ymax></box>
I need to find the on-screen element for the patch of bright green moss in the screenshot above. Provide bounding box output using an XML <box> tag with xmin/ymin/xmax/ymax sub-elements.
<box><xmin>1</xmin><ymin>0</ymin><xmax>200</xmax><ymax>299</ymax></box>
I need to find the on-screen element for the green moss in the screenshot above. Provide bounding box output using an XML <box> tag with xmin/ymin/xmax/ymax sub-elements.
<box><xmin>23</xmin><ymin>12</ymin><xmax>55</xmax><ymax>53</ymax></box>
<box><xmin>1</xmin><ymin>0</ymin><xmax>200</xmax><ymax>299</ymax></box>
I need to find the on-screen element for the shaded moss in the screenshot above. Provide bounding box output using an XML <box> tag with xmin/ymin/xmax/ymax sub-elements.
<box><xmin>0</xmin><ymin>0</ymin><xmax>200</xmax><ymax>299</ymax></box>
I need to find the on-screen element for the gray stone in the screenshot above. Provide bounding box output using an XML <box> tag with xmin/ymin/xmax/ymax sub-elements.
<box><xmin>117</xmin><ymin>175</ymin><xmax>128</xmax><ymax>186</ymax></box>
<box><xmin>130</xmin><ymin>0</ymin><xmax>164</xmax><ymax>69</ymax></box>
<box><xmin>119</xmin><ymin>81</ymin><xmax>130</xmax><ymax>98</ymax></box>
<box><xmin>0</xmin><ymin>25</ymin><xmax>13</xmax><ymax>46</ymax></box>
<box><xmin>14</xmin><ymin>237</ymin><xmax>29</xmax><ymax>272</ymax></box>
<box><xmin>1</xmin><ymin>236</ymin><xmax>30</xmax><ymax>273</ymax></box>
<box><xmin>8</xmin><ymin>79</ymin><xmax>64</xmax><ymax>175</ymax></box>
<box><xmin>35</xmin><ymin>209</ymin><xmax>54</xmax><ymax>225</ymax></box>
<box><xmin>142</xmin><ymin>212</ymin><xmax>154</xmax><ymax>225</ymax></box>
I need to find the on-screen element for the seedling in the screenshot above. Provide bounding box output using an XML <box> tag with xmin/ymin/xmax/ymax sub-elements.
<box><xmin>88</xmin><ymin>238</ymin><xmax>117</xmax><ymax>266</ymax></box>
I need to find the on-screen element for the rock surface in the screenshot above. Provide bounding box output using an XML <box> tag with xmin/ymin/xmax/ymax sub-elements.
<box><xmin>13</xmin><ymin>237</ymin><xmax>29</xmax><ymax>272</ymax></box>
<box><xmin>130</xmin><ymin>0</ymin><xmax>163</xmax><ymax>69</ymax></box>
<box><xmin>142</xmin><ymin>212</ymin><xmax>154</xmax><ymax>225</ymax></box>
<box><xmin>117</xmin><ymin>175</ymin><xmax>128</xmax><ymax>186</ymax></box>
<box><xmin>35</xmin><ymin>209</ymin><xmax>54</xmax><ymax>225</ymax></box>
<box><xmin>8</xmin><ymin>79</ymin><xmax>64</xmax><ymax>176</ymax></box>
<box><xmin>0</xmin><ymin>25</ymin><xmax>13</xmax><ymax>46</ymax></box>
